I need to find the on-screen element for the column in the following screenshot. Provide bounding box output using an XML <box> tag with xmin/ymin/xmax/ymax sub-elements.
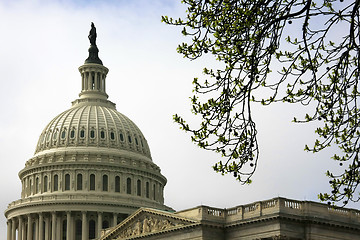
<box><xmin>103</xmin><ymin>75</ymin><xmax>106</xmax><ymax>92</ymax></box>
<box><xmin>66</xmin><ymin>212</ymin><xmax>71</xmax><ymax>240</ymax></box>
<box><xmin>82</xmin><ymin>211</ymin><xmax>88</xmax><ymax>240</ymax></box>
<box><xmin>94</xmin><ymin>72</ymin><xmax>98</xmax><ymax>90</ymax></box>
<box><xmin>11</xmin><ymin>218</ymin><xmax>16</xmax><ymax>240</ymax></box>
<box><xmin>35</xmin><ymin>217</ymin><xmax>39</xmax><ymax>240</ymax></box>
<box><xmin>45</xmin><ymin>216</ymin><xmax>50</xmax><ymax>240</ymax></box>
<box><xmin>56</xmin><ymin>215</ymin><xmax>61</xmax><ymax>239</ymax></box>
<box><xmin>113</xmin><ymin>213</ymin><xmax>118</xmax><ymax>227</ymax></box>
<box><xmin>51</xmin><ymin>212</ymin><xmax>56</xmax><ymax>240</ymax></box>
<box><xmin>97</xmin><ymin>212</ymin><xmax>103</xmax><ymax>238</ymax></box>
<box><xmin>81</xmin><ymin>73</ymin><xmax>84</xmax><ymax>91</ymax></box>
<box><xmin>89</xmin><ymin>72</ymin><xmax>93</xmax><ymax>90</ymax></box>
<box><xmin>18</xmin><ymin>217</ymin><xmax>23</xmax><ymax>240</ymax></box>
<box><xmin>7</xmin><ymin>219</ymin><xmax>12</xmax><ymax>240</ymax></box>
<box><xmin>27</xmin><ymin>215</ymin><xmax>32</xmax><ymax>240</ymax></box>
<box><xmin>39</xmin><ymin>213</ymin><xmax>44</xmax><ymax>240</ymax></box>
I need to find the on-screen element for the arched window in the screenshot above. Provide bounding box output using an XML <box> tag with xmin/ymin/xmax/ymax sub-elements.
<box><xmin>128</xmin><ymin>135</ymin><xmax>132</xmax><ymax>143</ymax></box>
<box><xmin>53</xmin><ymin>129</ymin><xmax>58</xmax><ymax>140</ymax></box>
<box><xmin>90</xmin><ymin>129</ymin><xmax>95</xmax><ymax>139</ymax></box>
<box><xmin>110</xmin><ymin>131</ymin><xmax>115</xmax><ymax>140</ymax></box>
<box><xmin>103</xmin><ymin>175</ymin><xmax>108</xmax><ymax>191</ymax></box>
<box><xmin>89</xmin><ymin>220</ymin><xmax>96</xmax><ymax>239</ymax></box>
<box><xmin>61</xmin><ymin>129</ymin><xmax>66</xmax><ymax>139</ymax></box>
<box><xmin>153</xmin><ymin>184</ymin><xmax>156</xmax><ymax>200</ymax></box>
<box><xmin>137</xmin><ymin>179</ymin><xmax>141</xmax><ymax>196</ymax></box>
<box><xmin>115</xmin><ymin>176</ymin><xmax>120</xmax><ymax>193</ymax></box>
<box><xmin>65</xmin><ymin>174</ymin><xmax>70</xmax><ymax>191</ymax></box>
<box><xmin>80</xmin><ymin>129</ymin><xmax>85</xmax><ymax>139</ymax></box>
<box><xmin>46</xmin><ymin>131</ymin><xmax>51</xmax><ymax>142</ymax></box>
<box><xmin>29</xmin><ymin>179</ymin><xmax>32</xmax><ymax>195</ymax></box>
<box><xmin>100</xmin><ymin>130</ymin><xmax>105</xmax><ymax>139</ymax></box>
<box><xmin>119</xmin><ymin>133</ymin><xmax>124</xmax><ymax>141</ymax></box>
<box><xmin>126</xmin><ymin>178</ymin><xmax>131</xmax><ymax>194</ymax></box>
<box><xmin>77</xmin><ymin>174</ymin><xmax>83</xmax><ymax>190</ymax></box>
<box><xmin>146</xmin><ymin>182</ymin><xmax>150</xmax><ymax>198</ymax></box>
<box><xmin>43</xmin><ymin>176</ymin><xmax>48</xmax><ymax>192</ymax></box>
<box><xmin>53</xmin><ymin>175</ymin><xmax>58</xmax><ymax>191</ymax></box>
<box><xmin>90</xmin><ymin>174</ymin><xmax>95</xmax><ymax>191</ymax></box>
<box><xmin>35</xmin><ymin>177</ymin><xmax>39</xmax><ymax>193</ymax></box>
<box><xmin>70</xmin><ymin>129</ymin><xmax>75</xmax><ymax>139</ymax></box>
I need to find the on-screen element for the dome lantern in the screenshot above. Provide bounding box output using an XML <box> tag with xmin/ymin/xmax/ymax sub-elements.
<box><xmin>78</xmin><ymin>22</ymin><xmax>109</xmax><ymax>101</ymax></box>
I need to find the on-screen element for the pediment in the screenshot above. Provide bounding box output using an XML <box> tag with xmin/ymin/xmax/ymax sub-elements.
<box><xmin>101</xmin><ymin>208</ymin><xmax>199</xmax><ymax>239</ymax></box>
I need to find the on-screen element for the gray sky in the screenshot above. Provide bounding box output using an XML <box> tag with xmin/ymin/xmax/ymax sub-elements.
<box><xmin>0</xmin><ymin>0</ymin><xmax>357</xmax><ymax>237</ymax></box>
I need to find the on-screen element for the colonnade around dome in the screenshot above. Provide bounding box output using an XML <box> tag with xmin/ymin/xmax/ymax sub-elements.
<box><xmin>19</xmin><ymin>165</ymin><xmax>164</xmax><ymax>202</ymax></box>
<box><xmin>7</xmin><ymin>210</ymin><xmax>128</xmax><ymax>240</ymax></box>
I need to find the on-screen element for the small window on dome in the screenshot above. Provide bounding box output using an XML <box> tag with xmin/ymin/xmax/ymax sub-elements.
<box><xmin>61</xmin><ymin>130</ymin><xmax>66</xmax><ymax>139</ymax></box>
<box><xmin>110</xmin><ymin>132</ymin><xmax>115</xmax><ymax>140</ymax></box>
<box><xmin>146</xmin><ymin>182</ymin><xmax>149</xmax><ymax>198</ymax></box>
<box><xmin>53</xmin><ymin>130</ymin><xmax>58</xmax><ymax>140</ymax></box>
<box><xmin>137</xmin><ymin>179</ymin><xmax>141</xmax><ymax>196</ymax></box>
<box><xmin>127</xmin><ymin>178</ymin><xmax>132</xmax><ymax>194</ymax></box>
<box><xmin>77</xmin><ymin>174</ymin><xmax>83</xmax><ymax>190</ymax></box>
<box><xmin>70</xmin><ymin>129</ymin><xmax>75</xmax><ymax>139</ymax></box>
<box><xmin>100</xmin><ymin>130</ymin><xmax>105</xmax><ymax>139</ymax></box>
<box><xmin>90</xmin><ymin>130</ymin><xmax>95</xmax><ymax>139</ymax></box>
<box><xmin>128</xmin><ymin>135</ymin><xmax>132</xmax><ymax>143</ymax></box>
<box><xmin>65</xmin><ymin>174</ymin><xmax>70</xmax><ymax>191</ymax></box>
<box><xmin>35</xmin><ymin>177</ymin><xmax>39</xmax><ymax>193</ymax></box>
<box><xmin>135</xmin><ymin>137</ymin><xmax>138</xmax><ymax>145</ymax></box>
<box><xmin>80</xmin><ymin>129</ymin><xmax>85</xmax><ymax>139</ymax></box>
<box><xmin>90</xmin><ymin>174</ymin><xmax>95</xmax><ymax>191</ymax></box>
<box><xmin>102</xmin><ymin>175</ymin><xmax>108</xmax><ymax>191</ymax></box>
<box><xmin>115</xmin><ymin>176</ymin><xmax>120</xmax><ymax>193</ymax></box>
<box><xmin>140</xmin><ymin>139</ymin><xmax>144</xmax><ymax>148</ymax></box>
<box><xmin>47</xmin><ymin>132</ymin><xmax>51</xmax><ymax>142</ymax></box>
<box><xmin>43</xmin><ymin>176</ymin><xmax>48</xmax><ymax>192</ymax></box>
<box><xmin>119</xmin><ymin>133</ymin><xmax>124</xmax><ymax>142</ymax></box>
<box><xmin>53</xmin><ymin>175</ymin><xmax>58</xmax><ymax>191</ymax></box>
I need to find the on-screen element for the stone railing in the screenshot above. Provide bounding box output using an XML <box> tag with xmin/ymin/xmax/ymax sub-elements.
<box><xmin>180</xmin><ymin>197</ymin><xmax>360</xmax><ymax>224</ymax></box>
<box><xmin>6</xmin><ymin>193</ymin><xmax>160</xmax><ymax>210</ymax></box>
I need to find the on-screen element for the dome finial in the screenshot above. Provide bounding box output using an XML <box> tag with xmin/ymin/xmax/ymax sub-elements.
<box><xmin>89</xmin><ymin>22</ymin><xmax>97</xmax><ymax>46</ymax></box>
<box><xmin>85</xmin><ymin>22</ymin><xmax>103</xmax><ymax>65</ymax></box>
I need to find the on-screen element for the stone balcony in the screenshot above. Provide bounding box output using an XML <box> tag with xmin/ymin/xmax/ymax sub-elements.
<box><xmin>175</xmin><ymin>197</ymin><xmax>360</xmax><ymax>227</ymax></box>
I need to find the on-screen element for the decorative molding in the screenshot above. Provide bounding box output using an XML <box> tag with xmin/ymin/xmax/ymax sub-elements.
<box><xmin>101</xmin><ymin>208</ymin><xmax>197</xmax><ymax>239</ymax></box>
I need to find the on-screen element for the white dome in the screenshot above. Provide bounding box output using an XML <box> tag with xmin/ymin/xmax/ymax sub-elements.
<box><xmin>35</xmin><ymin>102</ymin><xmax>152</xmax><ymax>160</ymax></box>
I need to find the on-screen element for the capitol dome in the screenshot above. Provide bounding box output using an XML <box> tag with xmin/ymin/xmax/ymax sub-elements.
<box><xmin>5</xmin><ymin>23</ymin><xmax>171</xmax><ymax>240</ymax></box>
<box><xmin>34</xmin><ymin>97</ymin><xmax>152</xmax><ymax>160</ymax></box>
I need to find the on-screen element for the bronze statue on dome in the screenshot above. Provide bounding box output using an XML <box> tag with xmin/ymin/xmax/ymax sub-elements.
<box><xmin>85</xmin><ymin>22</ymin><xmax>103</xmax><ymax>64</ymax></box>
<box><xmin>89</xmin><ymin>22</ymin><xmax>97</xmax><ymax>46</ymax></box>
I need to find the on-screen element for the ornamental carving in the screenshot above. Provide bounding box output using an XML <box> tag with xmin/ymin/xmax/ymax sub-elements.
<box><xmin>119</xmin><ymin>216</ymin><xmax>184</xmax><ymax>238</ymax></box>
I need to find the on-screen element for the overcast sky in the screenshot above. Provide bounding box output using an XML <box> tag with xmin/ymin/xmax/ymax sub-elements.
<box><xmin>0</xmin><ymin>0</ymin><xmax>357</xmax><ymax>237</ymax></box>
